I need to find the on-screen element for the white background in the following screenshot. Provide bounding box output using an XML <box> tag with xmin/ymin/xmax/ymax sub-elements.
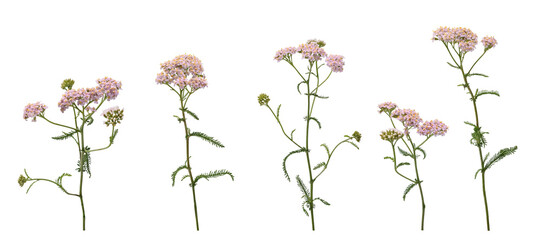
<box><xmin>1</xmin><ymin>0</ymin><xmax>539</xmax><ymax>239</ymax></box>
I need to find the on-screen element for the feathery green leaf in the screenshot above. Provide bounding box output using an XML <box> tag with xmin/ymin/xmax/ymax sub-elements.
<box><xmin>55</xmin><ymin>173</ymin><xmax>72</xmax><ymax>186</ymax></box>
<box><xmin>173</xmin><ymin>115</ymin><xmax>185</xmax><ymax>123</ymax></box>
<box><xmin>321</xmin><ymin>144</ymin><xmax>330</xmax><ymax>157</ymax></box>
<box><xmin>398</xmin><ymin>146</ymin><xmax>413</xmax><ymax>158</ymax></box>
<box><xmin>346</xmin><ymin>140</ymin><xmax>359</xmax><ymax>150</ymax></box>
<box><xmin>475</xmin><ymin>90</ymin><xmax>500</xmax><ymax>101</ymax></box>
<box><xmin>467</xmin><ymin>73</ymin><xmax>489</xmax><ymax>78</ymax></box>
<box><xmin>181</xmin><ymin>174</ymin><xmax>190</xmax><ymax>181</ymax></box>
<box><xmin>296</xmin><ymin>175</ymin><xmax>310</xmax><ymax>200</ymax></box>
<box><xmin>304</xmin><ymin>116</ymin><xmax>322</xmax><ymax>129</ymax></box>
<box><xmin>188</xmin><ymin>131</ymin><xmax>225</xmax><ymax>148</ymax></box>
<box><xmin>313</xmin><ymin>162</ymin><xmax>326</xmax><ymax>170</ymax></box>
<box><xmin>484</xmin><ymin>146</ymin><xmax>518</xmax><ymax>171</ymax></box>
<box><xmin>283</xmin><ymin>148</ymin><xmax>308</xmax><ymax>181</ymax></box>
<box><xmin>403</xmin><ymin>182</ymin><xmax>418</xmax><ymax>201</ymax></box>
<box><xmin>315</xmin><ymin>197</ymin><xmax>330</xmax><ymax>206</ymax></box>
<box><xmin>447</xmin><ymin>62</ymin><xmax>459</xmax><ymax>69</ymax></box>
<box><xmin>276</xmin><ymin>104</ymin><xmax>282</xmax><ymax>118</ymax></box>
<box><xmin>51</xmin><ymin>131</ymin><xmax>78</xmax><ymax>140</ymax></box>
<box><xmin>109</xmin><ymin>129</ymin><xmax>119</xmax><ymax>144</ymax></box>
<box><xmin>184</xmin><ymin>109</ymin><xmax>199</xmax><ymax>120</ymax></box>
<box><xmin>384</xmin><ymin>156</ymin><xmax>395</xmax><ymax>162</ymax></box>
<box><xmin>171</xmin><ymin>165</ymin><xmax>188</xmax><ymax>186</ymax></box>
<box><xmin>417</xmin><ymin>147</ymin><xmax>427</xmax><ymax>159</ymax></box>
<box><xmin>193</xmin><ymin>169</ymin><xmax>234</xmax><ymax>186</ymax></box>
<box><xmin>397</xmin><ymin>162</ymin><xmax>410</xmax><ymax>168</ymax></box>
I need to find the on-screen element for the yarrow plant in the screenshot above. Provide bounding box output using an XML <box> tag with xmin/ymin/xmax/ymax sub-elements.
<box><xmin>378</xmin><ymin>102</ymin><xmax>448</xmax><ymax>230</ymax></box>
<box><xmin>433</xmin><ymin>26</ymin><xmax>518</xmax><ymax>231</ymax></box>
<box><xmin>155</xmin><ymin>54</ymin><xmax>233</xmax><ymax>231</ymax></box>
<box><xmin>19</xmin><ymin>77</ymin><xmax>123</xmax><ymax>230</ymax></box>
<box><xmin>260</xmin><ymin>40</ymin><xmax>361</xmax><ymax>230</ymax></box>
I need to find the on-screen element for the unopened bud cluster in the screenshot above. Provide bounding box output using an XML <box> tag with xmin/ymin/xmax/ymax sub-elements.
<box><xmin>102</xmin><ymin>106</ymin><xmax>124</xmax><ymax>127</ymax></box>
<box><xmin>380</xmin><ymin>128</ymin><xmax>404</xmax><ymax>142</ymax></box>
<box><xmin>258</xmin><ymin>93</ymin><xmax>270</xmax><ymax>106</ymax></box>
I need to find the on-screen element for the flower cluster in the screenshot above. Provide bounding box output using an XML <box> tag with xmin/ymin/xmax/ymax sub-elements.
<box><xmin>18</xmin><ymin>175</ymin><xmax>27</xmax><ymax>187</ymax></box>
<box><xmin>352</xmin><ymin>131</ymin><xmax>362</xmax><ymax>142</ymax></box>
<box><xmin>23</xmin><ymin>102</ymin><xmax>48</xmax><ymax>122</ymax></box>
<box><xmin>481</xmin><ymin>36</ymin><xmax>497</xmax><ymax>49</ymax></box>
<box><xmin>392</xmin><ymin>108</ymin><xmax>423</xmax><ymax>129</ymax></box>
<box><xmin>258</xmin><ymin>93</ymin><xmax>270</xmax><ymax>106</ymax></box>
<box><xmin>58</xmin><ymin>77</ymin><xmax>122</xmax><ymax>113</ymax></box>
<box><xmin>378</xmin><ymin>102</ymin><xmax>397</xmax><ymax>114</ymax></box>
<box><xmin>417</xmin><ymin>120</ymin><xmax>449</xmax><ymax>137</ymax></box>
<box><xmin>325</xmin><ymin>55</ymin><xmax>345</xmax><ymax>73</ymax></box>
<box><xmin>156</xmin><ymin>54</ymin><xmax>208</xmax><ymax>91</ymax></box>
<box><xmin>380</xmin><ymin>128</ymin><xmax>404</xmax><ymax>142</ymax></box>
<box><xmin>102</xmin><ymin>106</ymin><xmax>124</xmax><ymax>127</ymax></box>
<box><xmin>274</xmin><ymin>47</ymin><xmax>297</xmax><ymax>62</ymax></box>
<box><xmin>432</xmin><ymin>26</ymin><xmax>479</xmax><ymax>52</ymax></box>
<box><xmin>298</xmin><ymin>42</ymin><xmax>327</xmax><ymax>62</ymax></box>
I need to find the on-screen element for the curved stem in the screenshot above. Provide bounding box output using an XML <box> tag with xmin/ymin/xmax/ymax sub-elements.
<box><xmin>180</xmin><ymin>92</ymin><xmax>200</xmax><ymax>231</ymax></box>
<box><xmin>88</xmin><ymin>126</ymin><xmax>116</xmax><ymax>152</ymax></box>
<box><xmin>40</xmin><ymin>116</ymin><xmax>78</xmax><ymax>131</ymax></box>
<box><xmin>26</xmin><ymin>177</ymin><xmax>79</xmax><ymax>197</ymax></box>
<box><xmin>265</xmin><ymin>105</ymin><xmax>302</xmax><ymax>149</ymax></box>
<box><xmin>390</xmin><ymin>143</ymin><xmax>415</xmax><ymax>183</ymax></box>
<box><xmin>313</xmin><ymin>138</ymin><xmax>350</xmax><ymax>182</ymax></box>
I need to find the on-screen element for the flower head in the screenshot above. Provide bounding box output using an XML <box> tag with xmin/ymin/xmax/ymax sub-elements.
<box><xmin>352</xmin><ymin>131</ymin><xmax>362</xmax><ymax>142</ymax></box>
<box><xmin>102</xmin><ymin>106</ymin><xmax>124</xmax><ymax>127</ymax></box>
<box><xmin>417</xmin><ymin>119</ymin><xmax>448</xmax><ymax>137</ymax></box>
<box><xmin>97</xmin><ymin>77</ymin><xmax>122</xmax><ymax>100</ymax></box>
<box><xmin>258</xmin><ymin>93</ymin><xmax>270</xmax><ymax>106</ymax></box>
<box><xmin>325</xmin><ymin>55</ymin><xmax>345</xmax><ymax>72</ymax></box>
<box><xmin>481</xmin><ymin>36</ymin><xmax>497</xmax><ymax>49</ymax></box>
<box><xmin>378</xmin><ymin>102</ymin><xmax>397</xmax><ymax>114</ymax></box>
<box><xmin>432</xmin><ymin>26</ymin><xmax>454</xmax><ymax>42</ymax></box>
<box><xmin>392</xmin><ymin>108</ymin><xmax>422</xmax><ymax>129</ymax></box>
<box><xmin>18</xmin><ymin>174</ymin><xmax>28</xmax><ymax>187</ymax></box>
<box><xmin>274</xmin><ymin>47</ymin><xmax>297</xmax><ymax>62</ymax></box>
<box><xmin>432</xmin><ymin>26</ymin><xmax>478</xmax><ymax>52</ymax></box>
<box><xmin>298</xmin><ymin>42</ymin><xmax>327</xmax><ymax>62</ymax></box>
<box><xmin>23</xmin><ymin>102</ymin><xmax>48</xmax><ymax>121</ymax></box>
<box><xmin>61</xmin><ymin>78</ymin><xmax>75</xmax><ymax>90</ymax></box>
<box><xmin>156</xmin><ymin>54</ymin><xmax>206</xmax><ymax>91</ymax></box>
<box><xmin>380</xmin><ymin>128</ymin><xmax>404</xmax><ymax>142</ymax></box>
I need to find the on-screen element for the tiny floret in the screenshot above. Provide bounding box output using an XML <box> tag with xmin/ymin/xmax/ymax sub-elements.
<box><xmin>325</xmin><ymin>55</ymin><xmax>345</xmax><ymax>73</ymax></box>
<box><xmin>417</xmin><ymin>119</ymin><xmax>448</xmax><ymax>137</ymax></box>
<box><xmin>156</xmin><ymin>54</ymin><xmax>206</xmax><ymax>91</ymax></box>
<box><xmin>97</xmin><ymin>77</ymin><xmax>122</xmax><ymax>100</ymax></box>
<box><xmin>298</xmin><ymin>42</ymin><xmax>327</xmax><ymax>62</ymax></box>
<box><xmin>23</xmin><ymin>102</ymin><xmax>48</xmax><ymax>122</ymax></box>
<box><xmin>392</xmin><ymin>108</ymin><xmax>423</xmax><ymax>129</ymax></box>
<box><xmin>274</xmin><ymin>47</ymin><xmax>297</xmax><ymax>62</ymax></box>
<box><xmin>102</xmin><ymin>106</ymin><xmax>124</xmax><ymax>127</ymax></box>
<box><xmin>258</xmin><ymin>93</ymin><xmax>270</xmax><ymax>106</ymax></box>
<box><xmin>481</xmin><ymin>36</ymin><xmax>497</xmax><ymax>49</ymax></box>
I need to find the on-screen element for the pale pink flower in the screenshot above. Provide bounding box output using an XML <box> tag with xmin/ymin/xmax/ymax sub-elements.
<box><xmin>392</xmin><ymin>108</ymin><xmax>423</xmax><ymax>129</ymax></box>
<box><xmin>157</xmin><ymin>54</ymin><xmax>206</xmax><ymax>90</ymax></box>
<box><xmin>97</xmin><ymin>77</ymin><xmax>122</xmax><ymax>100</ymax></box>
<box><xmin>23</xmin><ymin>102</ymin><xmax>48</xmax><ymax>122</ymax></box>
<box><xmin>188</xmin><ymin>76</ymin><xmax>208</xmax><ymax>90</ymax></box>
<box><xmin>274</xmin><ymin>47</ymin><xmax>297</xmax><ymax>62</ymax></box>
<box><xmin>481</xmin><ymin>36</ymin><xmax>497</xmax><ymax>49</ymax></box>
<box><xmin>298</xmin><ymin>42</ymin><xmax>327</xmax><ymax>62</ymax></box>
<box><xmin>417</xmin><ymin>119</ymin><xmax>448</xmax><ymax>136</ymax></box>
<box><xmin>325</xmin><ymin>55</ymin><xmax>345</xmax><ymax>72</ymax></box>
<box><xmin>378</xmin><ymin>102</ymin><xmax>397</xmax><ymax>114</ymax></box>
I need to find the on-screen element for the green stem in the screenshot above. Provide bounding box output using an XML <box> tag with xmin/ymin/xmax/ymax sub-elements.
<box><xmin>408</xmin><ymin>138</ymin><xmax>425</xmax><ymax>231</ymax></box>
<box><xmin>305</xmin><ymin>63</ymin><xmax>315</xmax><ymax>231</ymax></box>
<box><xmin>390</xmin><ymin>143</ymin><xmax>415</xmax><ymax>183</ymax></box>
<box><xmin>88</xmin><ymin>126</ymin><xmax>116</xmax><ymax>152</ymax></box>
<box><xmin>265</xmin><ymin>105</ymin><xmax>302</xmax><ymax>149</ymax></box>
<box><xmin>180</xmin><ymin>91</ymin><xmax>199</xmax><ymax>231</ymax></box>
<box><xmin>313</xmin><ymin>139</ymin><xmax>349</xmax><ymax>182</ymax></box>
<box><xmin>78</xmin><ymin>113</ymin><xmax>86</xmax><ymax>231</ymax></box>
<box><xmin>40</xmin><ymin>116</ymin><xmax>78</xmax><ymax>131</ymax></box>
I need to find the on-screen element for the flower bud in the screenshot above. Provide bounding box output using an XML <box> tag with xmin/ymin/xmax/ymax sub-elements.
<box><xmin>258</xmin><ymin>93</ymin><xmax>270</xmax><ymax>106</ymax></box>
<box><xmin>61</xmin><ymin>78</ymin><xmax>75</xmax><ymax>90</ymax></box>
<box><xmin>352</xmin><ymin>131</ymin><xmax>362</xmax><ymax>142</ymax></box>
<box><xmin>18</xmin><ymin>174</ymin><xmax>27</xmax><ymax>187</ymax></box>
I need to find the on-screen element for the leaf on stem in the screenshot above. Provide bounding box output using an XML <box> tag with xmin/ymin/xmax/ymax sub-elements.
<box><xmin>297</xmin><ymin>81</ymin><xmax>306</xmax><ymax>94</ymax></box>
<box><xmin>192</xmin><ymin>169</ymin><xmax>234</xmax><ymax>186</ymax></box>
<box><xmin>296</xmin><ymin>175</ymin><xmax>310</xmax><ymax>201</ymax></box>
<box><xmin>467</xmin><ymin>73</ymin><xmax>489</xmax><ymax>78</ymax></box>
<box><xmin>384</xmin><ymin>156</ymin><xmax>395</xmax><ymax>162</ymax></box>
<box><xmin>474</xmin><ymin>90</ymin><xmax>500</xmax><ymax>101</ymax></box>
<box><xmin>314</xmin><ymin>197</ymin><xmax>330</xmax><ymax>206</ymax></box>
<box><xmin>447</xmin><ymin>62</ymin><xmax>459</xmax><ymax>69</ymax></box>
<box><xmin>109</xmin><ymin>129</ymin><xmax>118</xmax><ymax>144</ymax></box>
<box><xmin>417</xmin><ymin>147</ymin><xmax>427</xmax><ymax>159</ymax></box>
<box><xmin>173</xmin><ymin>115</ymin><xmax>185</xmax><ymax>124</ymax></box>
<box><xmin>474</xmin><ymin>168</ymin><xmax>482</xmax><ymax>179</ymax></box>
<box><xmin>171</xmin><ymin>165</ymin><xmax>188</xmax><ymax>186</ymax></box>
<box><xmin>313</xmin><ymin>162</ymin><xmax>326</xmax><ymax>170</ymax></box>
<box><xmin>346</xmin><ymin>140</ymin><xmax>359</xmax><ymax>150</ymax></box>
<box><xmin>188</xmin><ymin>131</ymin><xmax>225</xmax><ymax>148</ymax></box>
<box><xmin>403</xmin><ymin>181</ymin><xmax>419</xmax><ymax>201</ymax></box>
<box><xmin>398</xmin><ymin>146</ymin><xmax>413</xmax><ymax>158</ymax></box>
<box><xmin>304</xmin><ymin>116</ymin><xmax>322</xmax><ymax>129</ymax></box>
<box><xmin>276</xmin><ymin>104</ymin><xmax>282</xmax><ymax>118</ymax></box>
<box><xmin>301</xmin><ymin>201</ymin><xmax>310</xmax><ymax>216</ymax></box>
<box><xmin>397</xmin><ymin>162</ymin><xmax>410</xmax><ymax>168</ymax></box>
<box><xmin>305</xmin><ymin>93</ymin><xmax>329</xmax><ymax>99</ymax></box>
<box><xmin>51</xmin><ymin>130</ymin><xmax>78</xmax><ymax>140</ymax></box>
<box><xmin>86</xmin><ymin>116</ymin><xmax>94</xmax><ymax>126</ymax></box>
<box><xmin>321</xmin><ymin>144</ymin><xmax>330</xmax><ymax>157</ymax></box>
<box><xmin>290</xmin><ymin>129</ymin><xmax>296</xmax><ymax>140</ymax></box>
<box><xmin>282</xmin><ymin>148</ymin><xmax>308</xmax><ymax>181</ymax></box>
<box><xmin>56</xmin><ymin>173</ymin><xmax>72</xmax><ymax>186</ymax></box>
<box><xmin>484</xmin><ymin>146</ymin><xmax>518</xmax><ymax>171</ymax></box>
<box><xmin>185</xmin><ymin>109</ymin><xmax>199</xmax><ymax>120</ymax></box>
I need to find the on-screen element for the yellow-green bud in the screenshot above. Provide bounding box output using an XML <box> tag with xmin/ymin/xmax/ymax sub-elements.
<box><xmin>61</xmin><ymin>78</ymin><xmax>75</xmax><ymax>90</ymax></box>
<box><xmin>352</xmin><ymin>131</ymin><xmax>362</xmax><ymax>142</ymax></box>
<box><xmin>18</xmin><ymin>174</ymin><xmax>27</xmax><ymax>187</ymax></box>
<box><xmin>258</xmin><ymin>93</ymin><xmax>270</xmax><ymax>106</ymax></box>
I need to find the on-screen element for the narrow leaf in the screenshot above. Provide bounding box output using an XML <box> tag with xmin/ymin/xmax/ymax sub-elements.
<box><xmin>397</xmin><ymin>162</ymin><xmax>410</xmax><ymax>168</ymax></box>
<box><xmin>188</xmin><ymin>131</ymin><xmax>225</xmax><ymax>148</ymax></box>
<box><xmin>447</xmin><ymin>62</ymin><xmax>459</xmax><ymax>69</ymax></box>
<box><xmin>398</xmin><ymin>146</ymin><xmax>412</xmax><ymax>158</ymax></box>
<box><xmin>173</xmin><ymin>115</ymin><xmax>185</xmax><ymax>123</ymax></box>
<box><xmin>185</xmin><ymin>109</ymin><xmax>199</xmax><ymax>120</ymax></box>
<box><xmin>193</xmin><ymin>169</ymin><xmax>234</xmax><ymax>186</ymax></box>
<box><xmin>171</xmin><ymin>165</ymin><xmax>188</xmax><ymax>186</ymax></box>
<box><xmin>346</xmin><ymin>140</ymin><xmax>359</xmax><ymax>150</ymax></box>
<box><xmin>51</xmin><ymin>130</ymin><xmax>77</xmax><ymax>140</ymax></box>
<box><xmin>467</xmin><ymin>73</ymin><xmax>489</xmax><ymax>78</ymax></box>
<box><xmin>384</xmin><ymin>156</ymin><xmax>395</xmax><ymax>162</ymax></box>
<box><xmin>296</xmin><ymin>175</ymin><xmax>310</xmax><ymax>200</ymax></box>
<box><xmin>313</xmin><ymin>162</ymin><xmax>326</xmax><ymax>170</ymax></box>
<box><xmin>484</xmin><ymin>146</ymin><xmax>518</xmax><ymax>170</ymax></box>
<box><xmin>276</xmin><ymin>104</ymin><xmax>282</xmax><ymax>118</ymax></box>
<box><xmin>321</xmin><ymin>144</ymin><xmax>330</xmax><ymax>157</ymax></box>
<box><xmin>474</xmin><ymin>168</ymin><xmax>482</xmax><ymax>179</ymax></box>
<box><xmin>403</xmin><ymin>182</ymin><xmax>418</xmax><ymax>201</ymax></box>
<box><xmin>315</xmin><ymin>197</ymin><xmax>331</xmax><ymax>206</ymax></box>
<box><xmin>417</xmin><ymin>147</ymin><xmax>427</xmax><ymax>159</ymax></box>
<box><xmin>304</xmin><ymin>116</ymin><xmax>322</xmax><ymax>129</ymax></box>
<box><xmin>282</xmin><ymin>148</ymin><xmax>308</xmax><ymax>181</ymax></box>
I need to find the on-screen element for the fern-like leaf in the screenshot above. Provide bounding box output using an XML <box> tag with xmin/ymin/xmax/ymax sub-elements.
<box><xmin>397</xmin><ymin>162</ymin><xmax>410</xmax><ymax>168</ymax></box>
<box><xmin>55</xmin><ymin>173</ymin><xmax>72</xmax><ymax>186</ymax></box>
<box><xmin>417</xmin><ymin>147</ymin><xmax>427</xmax><ymax>159</ymax></box>
<box><xmin>384</xmin><ymin>156</ymin><xmax>395</xmax><ymax>162</ymax></box>
<box><xmin>181</xmin><ymin>174</ymin><xmax>190</xmax><ymax>181</ymax></box>
<box><xmin>398</xmin><ymin>146</ymin><xmax>412</xmax><ymax>158</ymax></box>
<box><xmin>467</xmin><ymin>73</ymin><xmax>489</xmax><ymax>78</ymax></box>
<box><xmin>184</xmin><ymin>109</ymin><xmax>199</xmax><ymax>120</ymax></box>
<box><xmin>51</xmin><ymin>130</ymin><xmax>77</xmax><ymax>140</ymax></box>
<box><xmin>321</xmin><ymin>144</ymin><xmax>330</xmax><ymax>157</ymax></box>
<box><xmin>403</xmin><ymin>182</ymin><xmax>418</xmax><ymax>201</ymax></box>
<box><xmin>276</xmin><ymin>104</ymin><xmax>282</xmax><ymax>118</ymax></box>
<box><xmin>193</xmin><ymin>169</ymin><xmax>234</xmax><ymax>186</ymax></box>
<box><xmin>304</xmin><ymin>116</ymin><xmax>322</xmax><ymax>129</ymax></box>
<box><xmin>173</xmin><ymin>115</ymin><xmax>185</xmax><ymax>123</ymax></box>
<box><xmin>283</xmin><ymin>148</ymin><xmax>308</xmax><ymax>181</ymax></box>
<box><xmin>346</xmin><ymin>140</ymin><xmax>359</xmax><ymax>150</ymax></box>
<box><xmin>296</xmin><ymin>175</ymin><xmax>310</xmax><ymax>200</ymax></box>
<box><xmin>315</xmin><ymin>197</ymin><xmax>330</xmax><ymax>206</ymax></box>
<box><xmin>171</xmin><ymin>165</ymin><xmax>188</xmax><ymax>186</ymax></box>
<box><xmin>474</xmin><ymin>168</ymin><xmax>482</xmax><ymax>179</ymax></box>
<box><xmin>475</xmin><ymin>90</ymin><xmax>500</xmax><ymax>100</ymax></box>
<box><xmin>301</xmin><ymin>201</ymin><xmax>309</xmax><ymax>216</ymax></box>
<box><xmin>188</xmin><ymin>131</ymin><xmax>225</xmax><ymax>148</ymax></box>
<box><xmin>447</xmin><ymin>62</ymin><xmax>459</xmax><ymax>69</ymax></box>
<box><xmin>484</xmin><ymin>146</ymin><xmax>518</xmax><ymax>171</ymax></box>
<box><xmin>313</xmin><ymin>162</ymin><xmax>326</xmax><ymax>170</ymax></box>
<box><xmin>290</xmin><ymin>129</ymin><xmax>296</xmax><ymax>140</ymax></box>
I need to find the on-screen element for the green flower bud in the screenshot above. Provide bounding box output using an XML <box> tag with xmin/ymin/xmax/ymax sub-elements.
<box><xmin>258</xmin><ymin>93</ymin><xmax>270</xmax><ymax>106</ymax></box>
<box><xmin>18</xmin><ymin>174</ymin><xmax>27</xmax><ymax>187</ymax></box>
<box><xmin>61</xmin><ymin>78</ymin><xmax>75</xmax><ymax>90</ymax></box>
<box><xmin>352</xmin><ymin>131</ymin><xmax>362</xmax><ymax>142</ymax></box>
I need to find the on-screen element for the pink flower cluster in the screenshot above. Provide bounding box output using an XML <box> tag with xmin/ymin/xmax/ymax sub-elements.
<box><xmin>23</xmin><ymin>102</ymin><xmax>48</xmax><ymax>122</ymax></box>
<box><xmin>378</xmin><ymin>102</ymin><xmax>397</xmax><ymax>114</ymax></box>
<box><xmin>298</xmin><ymin>42</ymin><xmax>327</xmax><ymax>62</ymax></box>
<box><xmin>481</xmin><ymin>36</ymin><xmax>497</xmax><ymax>49</ymax></box>
<box><xmin>417</xmin><ymin>119</ymin><xmax>449</xmax><ymax>137</ymax></box>
<box><xmin>325</xmin><ymin>55</ymin><xmax>345</xmax><ymax>73</ymax></box>
<box><xmin>274</xmin><ymin>47</ymin><xmax>297</xmax><ymax>62</ymax></box>
<box><xmin>102</xmin><ymin>106</ymin><xmax>124</xmax><ymax>127</ymax></box>
<box><xmin>156</xmin><ymin>54</ymin><xmax>208</xmax><ymax>91</ymax></box>
<box><xmin>58</xmin><ymin>77</ymin><xmax>122</xmax><ymax>113</ymax></box>
<box><xmin>392</xmin><ymin>108</ymin><xmax>423</xmax><ymax>129</ymax></box>
<box><xmin>432</xmin><ymin>26</ymin><xmax>479</xmax><ymax>52</ymax></box>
